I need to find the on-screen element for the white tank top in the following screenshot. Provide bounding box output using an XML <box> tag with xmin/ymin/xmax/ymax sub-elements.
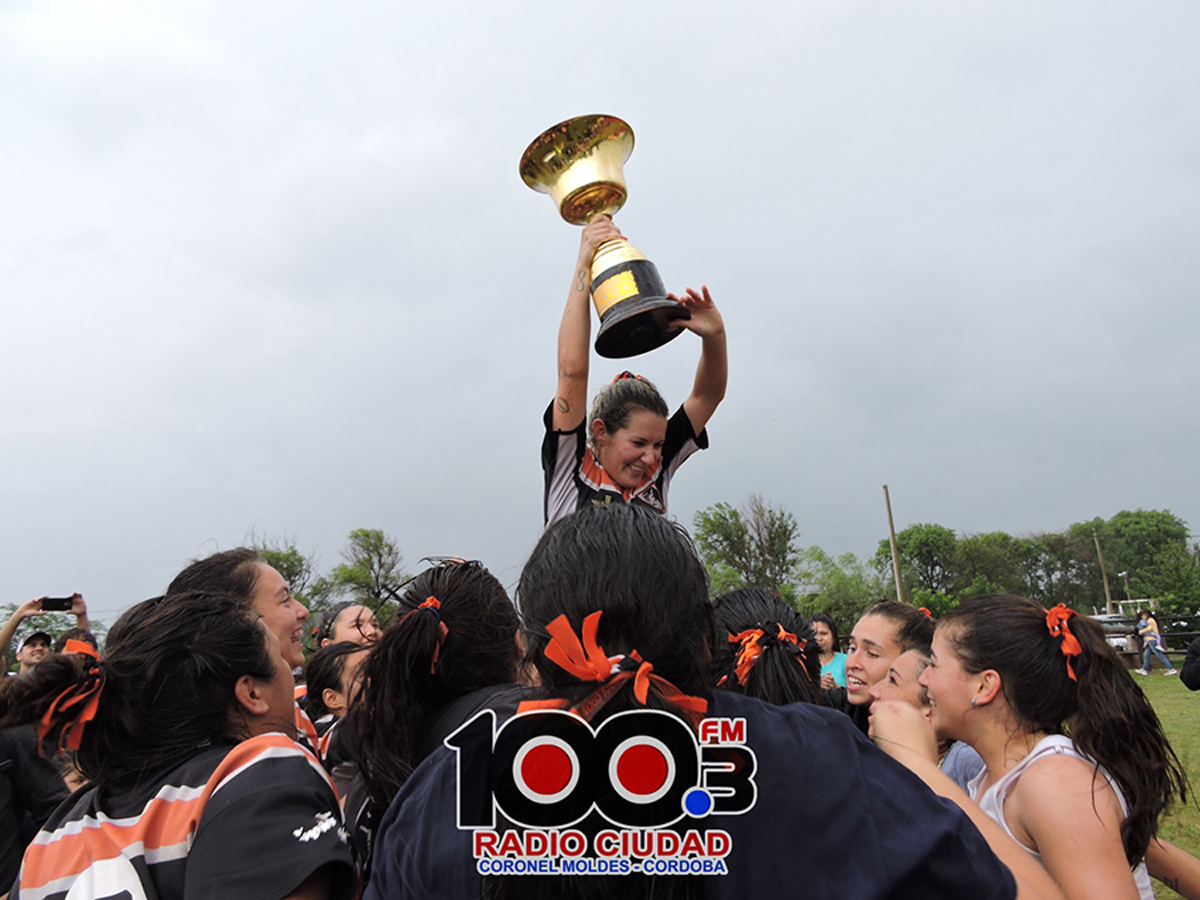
<box><xmin>967</xmin><ymin>734</ymin><xmax>1154</xmax><ymax>900</ymax></box>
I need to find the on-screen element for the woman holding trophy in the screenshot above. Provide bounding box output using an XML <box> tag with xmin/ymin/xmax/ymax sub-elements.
<box><xmin>542</xmin><ymin>213</ymin><xmax>727</xmax><ymax>528</ymax></box>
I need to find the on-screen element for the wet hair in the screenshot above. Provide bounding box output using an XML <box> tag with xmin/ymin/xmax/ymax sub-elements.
<box><xmin>304</xmin><ymin>641</ymin><xmax>365</xmax><ymax>721</ymax></box>
<box><xmin>166</xmin><ymin>548</ymin><xmax>262</xmax><ymax>607</ymax></box>
<box><xmin>712</xmin><ymin>589</ymin><xmax>823</xmax><ymax>706</ymax></box>
<box><xmin>860</xmin><ymin>601</ymin><xmax>934</xmax><ymax>653</ymax></box>
<box><xmin>519</xmin><ymin>503</ymin><xmax>712</xmax><ymax>702</ymax></box>
<box><xmin>939</xmin><ymin>594</ymin><xmax>1187</xmax><ymax>864</ymax></box>
<box><xmin>355</xmin><ymin>561</ymin><xmax>520</xmax><ymax>811</ymax></box>
<box><xmin>0</xmin><ymin>592</ymin><xmax>275</xmax><ymax>792</ymax></box>
<box><xmin>499</xmin><ymin>503</ymin><xmax>709</xmax><ymax>900</ymax></box>
<box><xmin>53</xmin><ymin>628</ymin><xmax>98</xmax><ymax>654</ymax></box>
<box><xmin>585</xmin><ymin>372</ymin><xmax>670</xmax><ymax>454</ymax></box>
<box><xmin>811</xmin><ymin>613</ymin><xmax>841</xmax><ymax>653</ymax></box>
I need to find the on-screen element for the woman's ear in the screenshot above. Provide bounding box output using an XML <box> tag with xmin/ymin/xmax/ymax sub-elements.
<box><xmin>975</xmin><ymin>669</ymin><xmax>1003</xmax><ymax>707</ymax></box>
<box><xmin>591</xmin><ymin>419</ymin><xmax>608</xmax><ymax>447</ymax></box>
<box><xmin>322</xmin><ymin>686</ymin><xmax>346</xmax><ymax>717</ymax></box>
<box><xmin>234</xmin><ymin>674</ymin><xmax>271</xmax><ymax>718</ymax></box>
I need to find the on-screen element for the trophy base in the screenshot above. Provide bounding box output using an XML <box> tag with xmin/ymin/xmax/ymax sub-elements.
<box><xmin>592</xmin><ymin>257</ymin><xmax>690</xmax><ymax>359</ymax></box>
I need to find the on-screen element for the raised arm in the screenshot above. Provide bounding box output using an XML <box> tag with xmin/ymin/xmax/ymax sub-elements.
<box><xmin>552</xmin><ymin>215</ymin><xmax>623</xmax><ymax>432</ymax></box>
<box><xmin>0</xmin><ymin>597</ymin><xmax>47</xmax><ymax>662</ymax></box>
<box><xmin>676</xmin><ymin>286</ymin><xmax>727</xmax><ymax>436</ymax></box>
<box><xmin>70</xmin><ymin>593</ymin><xmax>89</xmax><ymax>632</ymax></box>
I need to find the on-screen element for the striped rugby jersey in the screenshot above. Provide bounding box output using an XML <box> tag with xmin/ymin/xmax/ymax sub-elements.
<box><xmin>542</xmin><ymin>403</ymin><xmax>707</xmax><ymax>529</ymax></box>
<box><xmin>15</xmin><ymin>733</ymin><xmax>355</xmax><ymax>900</ymax></box>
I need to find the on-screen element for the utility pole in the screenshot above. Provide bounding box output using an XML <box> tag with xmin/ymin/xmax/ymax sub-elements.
<box><xmin>1093</xmin><ymin>528</ymin><xmax>1115</xmax><ymax>616</ymax></box>
<box><xmin>883</xmin><ymin>485</ymin><xmax>906</xmax><ymax>604</ymax></box>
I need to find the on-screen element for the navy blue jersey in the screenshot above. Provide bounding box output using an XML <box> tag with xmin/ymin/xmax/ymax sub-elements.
<box><xmin>365</xmin><ymin>691</ymin><xmax>1015</xmax><ymax>900</ymax></box>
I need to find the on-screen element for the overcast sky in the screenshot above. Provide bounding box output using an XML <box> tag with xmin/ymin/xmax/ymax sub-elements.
<box><xmin>2</xmin><ymin>0</ymin><xmax>1197</xmax><ymax>626</ymax></box>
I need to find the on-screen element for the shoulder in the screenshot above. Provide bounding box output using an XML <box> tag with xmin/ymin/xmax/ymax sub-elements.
<box><xmin>1016</xmin><ymin>741</ymin><xmax>1122</xmax><ymax>808</ymax></box>
<box><xmin>1005</xmin><ymin>738</ymin><xmax>1126</xmax><ymax>839</ymax></box>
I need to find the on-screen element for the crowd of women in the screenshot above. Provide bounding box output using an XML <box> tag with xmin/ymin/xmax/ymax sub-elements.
<box><xmin>3</xmin><ymin>500</ymin><xmax>1197</xmax><ymax>900</ymax></box>
<box><xmin>2</xmin><ymin>220</ymin><xmax>1197</xmax><ymax>899</ymax></box>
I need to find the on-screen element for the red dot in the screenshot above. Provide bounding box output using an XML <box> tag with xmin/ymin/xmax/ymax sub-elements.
<box><xmin>616</xmin><ymin>743</ymin><xmax>668</xmax><ymax>795</ymax></box>
<box><xmin>521</xmin><ymin>743</ymin><xmax>573</xmax><ymax>796</ymax></box>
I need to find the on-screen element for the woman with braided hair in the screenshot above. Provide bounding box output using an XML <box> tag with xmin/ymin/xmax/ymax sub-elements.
<box><xmin>365</xmin><ymin>504</ymin><xmax>1038</xmax><ymax>900</ymax></box>
<box><xmin>0</xmin><ymin>592</ymin><xmax>354</xmax><ymax>900</ymax></box>
<box><xmin>871</xmin><ymin>594</ymin><xmax>1189</xmax><ymax>900</ymax></box>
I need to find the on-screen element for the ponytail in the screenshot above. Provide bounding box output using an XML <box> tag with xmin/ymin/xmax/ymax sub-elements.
<box><xmin>712</xmin><ymin>589</ymin><xmax>823</xmax><ymax>707</ymax></box>
<box><xmin>1068</xmin><ymin>611</ymin><xmax>1187</xmax><ymax>863</ymax></box>
<box><xmin>354</xmin><ymin>562</ymin><xmax>520</xmax><ymax>811</ymax></box>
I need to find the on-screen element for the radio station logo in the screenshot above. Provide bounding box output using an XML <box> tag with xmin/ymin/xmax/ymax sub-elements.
<box><xmin>445</xmin><ymin>709</ymin><xmax>756</xmax><ymax>876</ymax></box>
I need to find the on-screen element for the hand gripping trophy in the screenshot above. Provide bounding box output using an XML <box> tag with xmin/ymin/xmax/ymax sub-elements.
<box><xmin>520</xmin><ymin>114</ymin><xmax>690</xmax><ymax>359</ymax></box>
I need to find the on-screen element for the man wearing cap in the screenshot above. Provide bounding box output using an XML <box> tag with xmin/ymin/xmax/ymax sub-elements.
<box><xmin>1</xmin><ymin>594</ymin><xmax>89</xmax><ymax>676</ymax></box>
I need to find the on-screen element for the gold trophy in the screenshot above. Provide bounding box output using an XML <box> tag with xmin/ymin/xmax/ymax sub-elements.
<box><xmin>520</xmin><ymin>114</ymin><xmax>689</xmax><ymax>359</ymax></box>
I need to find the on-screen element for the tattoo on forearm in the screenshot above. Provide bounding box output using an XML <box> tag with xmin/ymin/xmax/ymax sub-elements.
<box><xmin>576</xmin><ymin>268</ymin><xmax>587</xmax><ymax>292</ymax></box>
<box><xmin>556</xmin><ymin>397</ymin><xmax>571</xmax><ymax>413</ymax></box>
<box><xmin>1162</xmin><ymin>877</ymin><xmax>1180</xmax><ymax>891</ymax></box>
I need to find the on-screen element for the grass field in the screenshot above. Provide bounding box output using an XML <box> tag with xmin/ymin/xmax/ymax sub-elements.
<box><xmin>1140</xmin><ymin>672</ymin><xmax>1199</xmax><ymax>900</ymax></box>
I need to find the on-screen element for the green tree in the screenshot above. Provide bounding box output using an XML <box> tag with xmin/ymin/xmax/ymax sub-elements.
<box><xmin>951</xmin><ymin>531</ymin><xmax>1042</xmax><ymax>599</ymax></box>
<box><xmin>875</xmin><ymin>523</ymin><xmax>958</xmax><ymax>598</ymax></box>
<box><xmin>794</xmin><ymin>546</ymin><xmax>888</xmax><ymax>628</ymax></box>
<box><xmin>329</xmin><ymin>528</ymin><xmax>410</xmax><ymax>619</ymax></box>
<box><xmin>693</xmin><ymin>495</ymin><xmax>803</xmax><ymax>603</ymax></box>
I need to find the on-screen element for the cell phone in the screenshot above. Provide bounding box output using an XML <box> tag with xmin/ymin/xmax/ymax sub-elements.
<box><xmin>41</xmin><ymin>596</ymin><xmax>74</xmax><ymax>611</ymax></box>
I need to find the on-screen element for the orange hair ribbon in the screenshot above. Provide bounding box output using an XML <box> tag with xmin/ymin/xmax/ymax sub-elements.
<box><xmin>544</xmin><ymin>612</ymin><xmax>622</xmax><ymax>682</ymax></box>
<box><xmin>1045</xmin><ymin>603</ymin><xmax>1082</xmax><ymax>681</ymax></box>
<box><xmin>37</xmin><ymin>652</ymin><xmax>105</xmax><ymax>754</ymax></box>
<box><xmin>728</xmin><ymin>629</ymin><xmax>766</xmax><ymax>686</ymax></box>
<box><xmin>539</xmin><ymin>612</ymin><xmax>706</xmax><ymax>726</ymax></box>
<box><xmin>918</xmin><ymin>607</ymin><xmax>934</xmax><ymax>620</ymax></box>
<box><xmin>609</xmin><ymin>371</ymin><xmax>643</xmax><ymax>385</ymax></box>
<box><xmin>62</xmin><ymin>639</ymin><xmax>98</xmax><ymax>657</ymax></box>
<box><xmin>729</xmin><ymin>624</ymin><xmax>813</xmax><ymax>685</ymax></box>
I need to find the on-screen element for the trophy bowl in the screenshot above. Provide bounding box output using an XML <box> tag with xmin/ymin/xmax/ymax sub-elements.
<box><xmin>520</xmin><ymin>114</ymin><xmax>689</xmax><ymax>359</ymax></box>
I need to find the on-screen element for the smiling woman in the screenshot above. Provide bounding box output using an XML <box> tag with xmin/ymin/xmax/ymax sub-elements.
<box><xmin>0</xmin><ymin>592</ymin><xmax>355</xmax><ymax>900</ymax></box>
<box><xmin>543</xmin><ymin>215</ymin><xmax>727</xmax><ymax>529</ymax></box>
<box><xmin>167</xmin><ymin>548</ymin><xmax>311</xmax><ymax>670</ymax></box>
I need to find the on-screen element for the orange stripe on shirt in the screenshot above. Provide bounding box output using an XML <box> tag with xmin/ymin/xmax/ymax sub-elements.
<box><xmin>22</xmin><ymin>733</ymin><xmax>327</xmax><ymax>891</ymax></box>
<box><xmin>22</xmin><ymin>791</ymin><xmax>206</xmax><ymax>888</ymax></box>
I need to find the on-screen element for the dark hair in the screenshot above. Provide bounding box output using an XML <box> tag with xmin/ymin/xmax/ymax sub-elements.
<box><xmin>519</xmin><ymin>503</ymin><xmax>712</xmax><ymax>702</ymax></box>
<box><xmin>0</xmin><ymin>592</ymin><xmax>275</xmax><ymax>791</ymax></box>
<box><xmin>53</xmin><ymin>628</ymin><xmax>98</xmax><ymax>654</ymax></box>
<box><xmin>861</xmin><ymin>601</ymin><xmax>934</xmax><ymax>653</ymax></box>
<box><xmin>304</xmin><ymin>641</ymin><xmax>365</xmax><ymax>721</ymax></box>
<box><xmin>939</xmin><ymin>594</ymin><xmax>1187</xmax><ymax>864</ymax></box>
<box><xmin>499</xmin><ymin>503</ymin><xmax>709</xmax><ymax>900</ymax></box>
<box><xmin>355</xmin><ymin>561</ymin><xmax>520</xmax><ymax>811</ymax></box>
<box><xmin>167</xmin><ymin>548</ymin><xmax>262</xmax><ymax>607</ymax></box>
<box><xmin>586</xmin><ymin>372</ymin><xmax>670</xmax><ymax>453</ymax></box>
<box><xmin>811</xmin><ymin>613</ymin><xmax>841</xmax><ymax>652</ymax></box>
<box><xmin>712</xmin><ymin>589</ymin><xmax>822</xmax><ymax>706</ymax></box>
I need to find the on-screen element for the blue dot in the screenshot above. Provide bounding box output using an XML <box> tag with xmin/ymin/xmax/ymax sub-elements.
<box><xmin>683</xmin><ymin>788</ymin><xmax>712</xmax><ymax>817</ymax></box>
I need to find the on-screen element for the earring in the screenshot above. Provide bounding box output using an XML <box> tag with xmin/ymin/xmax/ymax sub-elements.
<box><xmin>970</xmin><ymin>697</ymin><xmax>979</xmax><ymax>709</ymax></box>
